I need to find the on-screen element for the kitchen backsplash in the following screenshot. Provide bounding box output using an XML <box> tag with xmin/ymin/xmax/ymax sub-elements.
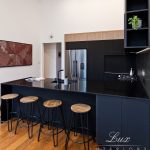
<box><xmin>136</xmin><ymin>49</ymin><xmax>150</xmax><ymax>97</ymax></box>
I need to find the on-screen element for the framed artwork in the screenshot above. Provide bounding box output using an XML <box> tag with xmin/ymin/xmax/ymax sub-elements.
<box><xmin>0</xmin><ymin>40</ymin><xmax>32</xmax><ymax>67</ymax></box>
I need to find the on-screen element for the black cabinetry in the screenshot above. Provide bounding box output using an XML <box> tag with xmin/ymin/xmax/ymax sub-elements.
<box><xmin>125</xmin><ymin>0</ymin><xmax>149</xmax><ymax>50</ymax></box>
<box><xmin>96</xmin><ymin>95</ymin><xmax>150</xmax><ymax>149</ymax></box>
<box><xmin>122</xmin><ymin>99</ymin><xmax>149</xmax><ymax>147</ymax></box>
<box><xmin>66</xmin><ymin>40</ymin><xmax>126</xmax><ymax>81</ymax></box>
<box><xmin>96</xmin><ymin>95</ymin><xmax>122</xmax><ymax>145</ymax></box>
<box><xmin>126</xmin><ymin>0</ymin><xmax>148</xmax><ymax>11</ymax></box>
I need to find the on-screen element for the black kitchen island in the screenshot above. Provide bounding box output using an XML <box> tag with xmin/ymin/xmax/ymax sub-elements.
<box><xmin>1</xmin><ymin>78</ymin><xmax>150</xmax><ymax>149</ymax></box>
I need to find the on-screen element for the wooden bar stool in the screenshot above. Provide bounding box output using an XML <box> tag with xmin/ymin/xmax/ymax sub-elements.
<box><xmin>38</xmin><ymin>99</ymin><xmax>66</xmax><ymax>147</ymax></box>
<box><xmin>65</xmin><ymin>103</ymin><xmax>91</xmax><ymax>150</ymax></box>
<box><xmin>15</xmin><ymin>96</ymin><xmax>39</xmax><ymax>139</ymax></box>
<box><xmin>1</xmin><ymin>93</ymin><xmax>19</xmax><ymax>132</ymax></box>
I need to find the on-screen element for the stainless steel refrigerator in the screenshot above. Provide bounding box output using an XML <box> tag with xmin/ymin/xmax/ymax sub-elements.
<box><xmin>65</xmin><ymin>49</ymin><xmax>87</xmax><ymax>80</ymax></box>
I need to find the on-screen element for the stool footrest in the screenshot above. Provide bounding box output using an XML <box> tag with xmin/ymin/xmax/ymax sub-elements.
<box><xmin>16</xmin><ymin>119</ymin><xmax>39</xmax><ymax>128</ymax></box>
<box><xmin>40</xmin><ymin>127</ymin><xmax>64</xmax><ymax>136</ymax></box>
<box><xmin>69</xmin><ymin>135</ymin><xmax>93</xmax><ymax>144</ymax></box>
<box><xmin>69</xmin><ymin>127</ymin><xmax>93</xmax><ymax>136</ymax></box>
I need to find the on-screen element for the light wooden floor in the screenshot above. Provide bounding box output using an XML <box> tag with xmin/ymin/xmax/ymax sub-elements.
<box><xmin>0</xmin><ymin>121</ymin><xmax>97</xmax><ymax>150</ymax></box>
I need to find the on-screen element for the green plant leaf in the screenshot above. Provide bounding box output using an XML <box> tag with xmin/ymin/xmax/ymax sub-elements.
<box><xmin>128</xmin><ymin>15</ymin><xmax>141</xmax><ymax>30</ymax></box>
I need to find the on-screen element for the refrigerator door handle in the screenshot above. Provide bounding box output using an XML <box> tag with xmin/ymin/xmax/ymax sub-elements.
<box><xmin>73</xmin><ymin>60</ymin><xmax>77</xmax><ymax>78</ymax></box>
<box><xmin>68</xmin><ymin>50</ymin><xmax>72</xmax><ymax>79</ymax></box>
<box><xmin>76</xmin><ymin>60</ymin><xmax>78</xmax><ymax>78</ymax></box>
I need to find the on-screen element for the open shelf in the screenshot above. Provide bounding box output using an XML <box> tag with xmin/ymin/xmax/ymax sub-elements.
<box><xmin>126</xmin><ymin>30</ymin><xmax>148</xmax><ymax>48</ymax></box>
<box><xmin>126</xmin><ymin>27</ymin><xmax>148</xmax><ymax>31</ymax></box>
<box><xmin>127</xmin><ymin>0</ymin><xmax>148</xmax><ymax>11</ymax></box>
<box><xmin>127</xmin><ymin>9</ymin><xmax>148</xmax><ymax>14</ymax></box>
<box><xmin>126</xmin><ymin>11</ymin><xmax>148</xmax><ymax>29</ymax></box>
<box><xmin>125</xmin><ymin>47</ymin><xmax>147</xmax><ymax>54</ymax></box>
<box><xmin>125</xmin><ymin>0</ymin><xmax>149</xmax><ymax>50</ymax></box>
<box><xmin>125</xmin><ymin>46</ymin><xmax>148</xmax><ymax>49</ymax></box>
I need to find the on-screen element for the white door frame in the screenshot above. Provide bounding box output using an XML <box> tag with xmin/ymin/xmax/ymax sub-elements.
<box><xmin>40</xmin><ymin>42</ymin><xmax>65</xmax><ymax>79</ymax></box>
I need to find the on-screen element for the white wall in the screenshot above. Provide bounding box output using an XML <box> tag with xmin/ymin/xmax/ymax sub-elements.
<box><xmin>0</xmin><ymin>0</ymin><xmax>125</xmax><ymax>82</ymax></box>
<box><xmin>40</xmin><ymin>0</ymin><xmax>125</xmax><ymax>76</ymax></box>
<box><xmin>0</xmin><ymin>0</ymin><xmax>41</xmax><ymax>83</ymax></box>
<box><xmin>41</xmin><ymin>0</ymin><xmax>124</xmax><ymax>41</ymax></box>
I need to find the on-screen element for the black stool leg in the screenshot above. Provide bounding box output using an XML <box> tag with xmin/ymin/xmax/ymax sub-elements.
<box><xmin>15</xmin><ymin>101</ymin><xmax>22</xmax><ymax>134</ymax></box>
<box><xmin>10</xmin><ymin>99</ymin><xmax>14</xmax><ymax>132</ymax></box>
<box><xmin>73</xmin><ymin>113</ymin><xmax>77</xmax><ymax>136</ymax></box>
<box><xmin>52</xmin><ymin>108</ymin><xmax>58</xmax><ymax>147</ymax></box>
<box><xmin>56</xmin><ymin>107</ymin><xmax>59</xmax><ymax>146</ymax></box>
<box><xmin>48</xmin><ymin>108</ymin><xmax>51</xmax><ymax>130</ymax></box>
<box><xmin>37</xmin><ymin>100</ymin><xmax>42</xmax><ymax>124</ymax></box>
<box><xmin>30</xmin><ymin>103</ymin><xmax>34</xmax><ymax>138</ymax></box>
<box><xmin>15</xmin><ymin>115</ymin><xmax>20</xmax><ymax>134</ymax></box>
<box><xmin>80</xmin><ymin>114</ymin><xmax>86</xmax><ymax>150</ymax></box>
<box><xmin>38</xmin><ymin>123</ymin><xmax>42</xmax><ymax>141</ymax></box>
<box><xmin>6</xmin><ymin>100</ymin><xmax>12</xmax><ymax>132</ymax></box>
<box><xmin>27</xmin><ymin>104</ymin><xmax>31</xmax><ymax>138</ymax></box>
<box><xmin>38</xmin><ymin>107</ymin><xmax>46</xmax><ymax>141</ymax></box>
<box><xmin>27</xmin><ymin>103</ymin><xmax>34</xmax><ymax>139</ymax></box>
<box><xmin>65</xmin><ymin>112</ymin><xmax>73</xmax><ymax>150</ymax></box>
<box><xmin>59</xmin><ymin>106</ymin><xmax>66</xmax><ymax>133</ymax></box>
<box><xmin>86</xmin><ymin>113</ymin><xmax>89</xmax><ymax>150</ymax></box>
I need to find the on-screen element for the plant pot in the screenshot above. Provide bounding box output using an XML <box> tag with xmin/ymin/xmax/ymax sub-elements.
<box><xmin>137</xmin><ymin>19</ymin><xmax>142</xmax><ymax>29</ymax></box>
<box><xmin>132</xmin><ymin>19</ymin><xmax>142</xmax><ymax>29</ymax></box>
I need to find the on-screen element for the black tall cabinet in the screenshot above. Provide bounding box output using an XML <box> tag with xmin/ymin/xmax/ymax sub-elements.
<box><xmin>125</xmin><ymin>0</ymin><xmax>149</xmax><ymax>51</ymax></box>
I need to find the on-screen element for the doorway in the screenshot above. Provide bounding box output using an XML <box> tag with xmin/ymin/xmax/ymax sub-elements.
<box><xmin>43</xmin><ymin>43</ymin><xmax>61</xmax><ymax>78</ymax></box>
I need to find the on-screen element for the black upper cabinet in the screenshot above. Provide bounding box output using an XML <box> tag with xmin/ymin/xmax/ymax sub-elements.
<box><xmin>125</xmin><ymin>0</ymin><xmax>149</xmax><ymax>51</ymax></box>
<box><xmin>126</xmin><ymin>0</ymin><xmax>148</xmax><ymax>11</ymax></box>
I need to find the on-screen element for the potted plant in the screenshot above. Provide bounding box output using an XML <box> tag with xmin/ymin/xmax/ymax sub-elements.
<box><xmin>128</xmin><ymin>15</ymin><xmax>142</xmax><ymax>30</ymax></box>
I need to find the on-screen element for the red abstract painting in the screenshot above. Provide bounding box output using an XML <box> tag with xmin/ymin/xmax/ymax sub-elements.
<box><xmin>0</xmin><ymin>40</ymin><xmax>32</xmax><ymax>67</ymax></box>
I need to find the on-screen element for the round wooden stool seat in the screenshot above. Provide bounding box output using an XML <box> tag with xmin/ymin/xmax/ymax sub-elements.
<box><xmin>20</xmin><ymin>96</ymin><xmax>38</xmax><ymax>103</ymax></box>
<box><xmin>71</xmin><ymin>103</ymin><xmax>91</xmax><ymax>113</ymax></box>
<box><xmin>1</xmin><ymin>93</ymin><xmax>19</xmax><ymax>100</ymax></box>
<box><xmin>43</xmin><ymin>100</ymin><xmax>62</xmax><ymax>108</ymax></box>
